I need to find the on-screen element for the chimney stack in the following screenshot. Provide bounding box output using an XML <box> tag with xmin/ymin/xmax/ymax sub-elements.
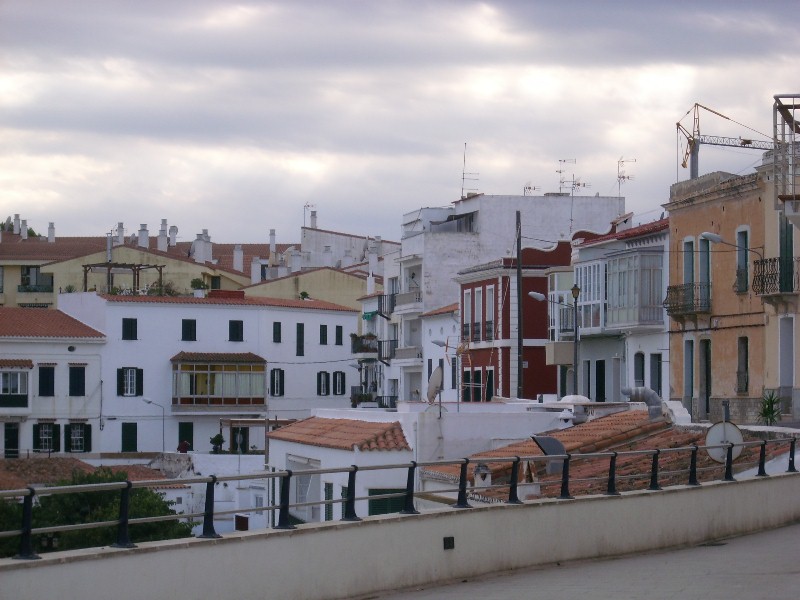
<box><xmin>157</xmin><ymin>230</ymin><xmax>168</xmax><ymax>252</ymax></box>
<box><xmin>367</xmin><ymin>275</ymin><xmax>375</xmax><ymax>295</ymax></box>
<box><xmin>202</xmin><ymin>229</ymin><xmax>213</xmax><ymax>263</ymax></box>
<box><xmin>137</xmin><ymin>224</ymin><xmax>149</xmax><ymax>248</ymax></box>
<box><xmin>291</xmin><ymin>249</ymin><xmax>302</xmax><ymax>273</ymax></box>
<box><xmin>251</xmin><ymin>257</ymin><xmax>261</xmax><ymax>284</ymax></box>
<box><xmin>168</xmin><ymin>225</ymin><xmax>178</xmax><ymax>247</ymax></box>
<box><xmin>193</xmin><ymin>233</ymin><xmax>205</xmax><ymax>263</ymax></box>
<box><xmin>368</xmin><ymin>243</ymin><xmax>378</xmax><ymax>277</ymax></box>
<box><xmin>13</xmin><ymin>214</ymin><xmax>20</xmax><ymax>235</ymax></box>
<box><xmin>20</xmin><ymin>219</ymin><xmax>27</xmax><ymax>240</ymax></box>
<box><xmin>233</xmin><ymin>244</ymin><xmax>244</xmax><ymax>272</ymax></box>
<box><xmin>310</xmin><ymin>210</ymin><xmax>317</xmax><ymax>229</ymax></box>
<box><xmin>48</xmin><ymin>222</ymin><xmax>55</xmax><ymax>243</ymax></box>
<box><xmin>323</xmin><ymin>245</ymin><xmax>333</xmax><ymax>267</ymax></box>
<box><xmin>116</xmin><ymin>222</ymin><xmax>125</xmax><ymax>246</ymax></box>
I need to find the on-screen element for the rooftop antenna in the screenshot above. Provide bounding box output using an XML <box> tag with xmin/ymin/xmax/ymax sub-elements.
<box><xmin>303</xmin><ymin>202</ymin><xmax>316</xmax><ymax>227</ymax></box>
<box><xmin>461</xmin><ymin>142</ymin><xmax>479</xmax><ymax>199</ymax></box>
<box><xmin>558</xmin><ymin>159</ymin><xmax>590</xmax><ymax>233</ymax></box>
<box><xmin>523</xmin><ymin>182</ymin><xmax>540</xmax><ymax>196</ymax></box>
<box><xmin>617</xmin><ymin>157</ymin><xmax>636</xmax><ymax>197</ymax></box>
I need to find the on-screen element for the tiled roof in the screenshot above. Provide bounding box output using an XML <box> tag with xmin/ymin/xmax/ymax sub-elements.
<box><xmin>0</xmin><ymin>457</ymin><xmax>95</xmax><ymax>490</ymax></box>
<box><xmin>170</xmin><ymin>351</ymin><xmax>266</xmax><ymax>363</ymax></box>
<box><xmin>0</xmin><ymin>308</ymin><xmax>104</xmax><ymax>339</ymax></box>
<box><xmin>101</xmin><ymin>294</ymin><xmax>357</xmax><ymax>312</ymax></box>
<box><xmin>421</xmin><ymin>303</ymin><xmax>459</xmax><ymax>318</ymax></box>
<box><xmin>577</xmin><ymin>218</ymin><xmax>669</xmax><ymax>247</ymax></box>
<box><xmin>105</xmin><ymin>464</ymin><xmax>187</xmax><ymax>489</ymax></box>
<box><xmin>243</xmin><ymin>267</ymin><xmax>369</xmax><ymax>289</ymax></box>
<box><xmin>268</xmin><ymin>417</ymin><xmax>411</xmax><ymax>451</ymax></box>
<box><xmin>0</xmin><ymin>359</ymin><xmax>34</xmax><ymax>368</ymax></box>
<box><xmin>300</xmin><ymin>227</ymin><xmax>399</xmax><ymax>246</ymax></box>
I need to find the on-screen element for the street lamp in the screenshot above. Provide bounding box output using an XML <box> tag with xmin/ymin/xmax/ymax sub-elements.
<box><xmin>431</xmin><ymin>340</ymin><xmax>458</xmax><ymax>414</ymax></box>
<box><xmin>141</xmin><ymin>398</ymin><xmax>165</xmax><ymax>452</ymax></box>
<box><xmin>529</xmin><ymin>284</ymin><xmax>581</xmax><ymax>396</ymax></box>
<box><xmin>699</xmin><ymin>232</ymin><xmax>763</xmax><ymax>260</ymax></box>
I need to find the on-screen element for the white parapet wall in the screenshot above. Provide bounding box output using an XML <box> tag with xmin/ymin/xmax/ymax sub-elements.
<box><xmin>2</xmin><ymin>473</ymin><xmax>799</xmax><ymax>600</ymax></box>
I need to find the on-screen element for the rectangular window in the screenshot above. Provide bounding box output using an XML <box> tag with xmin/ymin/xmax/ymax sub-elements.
<box><xmin>117</xmin><ymin>367</ymin><xmax>143</xmax><ymax>396</ymax></box>
<box><xmin>451</xmin><ymin>360</ymin><xmax>457</xmax><ymax>390</ymax></box>
<box><xmin>33</xmin><ymin>423</ymin><xmax>60</xmax><ymax>453</ymax></box>
<box><xmin>122</xmin><ymin>318</ymin><xmax>138</xmax><ymax>340</ymax></box>
<box><xmin>69</xmin><ymin>366</ymin><xmax>86</xmax><ymax>397</ymax></box>
<box><xmin>0</xmin><ymin>371</ymin><xmax>28</xmax><ymax>408</ymax></box>
<box><xmin>273</xmin><ymin>322</ymin><xmax>282</xmax><ymax>343</ymax></box>
<box><xmin>270</xmin><ymin>368</ymin><xmax>285</xmax><ymax>397</ymax></box>
<box><xmin>210</xmin><ymin>276</ymin><xmax>221</xmax><ymax>290</ymax></box>
<box><xmin>65</xmin><ymin>423</ymin><xmax>91</xmax><ymax>453</ymax></box>
<box><xmin>121</xmin><ymin>422</ymin><xmax>137</xmax><ymax>452</ymax></box>
<box><xmin>335</xmin><ymin>325</ymin><xmax>343</xmax><ymax>346</ymax></box>
<box><xmin>649</xmin><ymin>353</ymin><xmax>662</xmax><ymax>397</ymax></box>
<box><xmin>229</xmin><ymin>320</ymin><xmax>244</xmax><ymax>342</ymax></box>
<box><xmin>463</xmin><ymin>289</ymin><xmax>472</xmax><ymax>341</ymax></box>
<box><xmin>38</xmin><ymin>366</ymin><xmax>55</xmax><ymax>397</ymax></box>
<box><xmin>317</xmin><ymin>371</ymin><xmax>330</xmax><ymax>396</ymax></box>
<box><xmin>463</xmin><ymin>370</ymin><xmax>471</xmax><ymax>402</ymax></box>
<box><xmin>737</xmin><ymin>337</ymin><xmax>749</xmax><ymax>393</ymax></box>
<box><xmin>333</xmin><ymin>371</ymin><xmax>346</xmax><ymax>395</ymax></box>
<box><xmin>473</xmin><ymin>369</ymin><xmax>482</xmax><ymax>402</ymax></box>
<box><xmin>296</xmin><ymin>323</ymin><xmax>305</xmax><ymax>356</ymax></box>
<box><xmin>178</xmin><ymin>422</ymin><xmax>194</xmax><ymax>450</ymax></box>
<box><xmin>20</xmin><ymin>266</ymin><xmax>53</xmax><ymax>291</ymax></box>
<box><xmin>182</xmin><ymin>319</ymin><xmax>197</xmax><ymax>341</ymax></box>
<box><xmin>486</xmin><ymin>286</ymin><xmax>495</xmax><ymax>341</ymax></box>
<box><xmin>485</xmin><ymin>369</ymin><xmax>494</xmax><ymax>402</ymax></box>
<box><xmin>474</xmin><ymin>288</ymin><xmax>483</xmax><ymax>341</ymax></box>
<box><xmin>735</xmin><ymin>230</ymin><xmax>749</xmax><ymax>293</ymax></box>
<box><xmin>320</xmin><ymin>324</ymin><xmax>328</xmax><ymax>345</ymax></box>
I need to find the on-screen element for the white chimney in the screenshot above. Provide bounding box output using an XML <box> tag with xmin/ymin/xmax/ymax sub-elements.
<box><xmin>160</xmin><ymin>219</ymin><xmax>168</xmax><ymax>235</ymax></box>
<box><xmin>341</xmin><ymin>249</ymin><xmax>353</xmax><ymax>268</ymax></box>
<box><xmin>168</xmin><ymin>225</ymin><xmax>178</xmax><ymax>247</ymax></box>
<box><xmin>193</xmin><ymin>234</ymin><xmax>205</xmax><ymax>263</ymax></box>
<box><xmin>106</xmin><ymin>233</ymin><xmax>113</xmax><ymax>262</ymax></box>
<box><xmin>20</xmin><ymin>220</ymin><xmax>27</xmax><ymax>240</ymax></box>
<box><xmin>13</xmin><ymin>214</ymin><xmax>20</xmax><ymax>235</ymax></box>
<box><xmin>323</xmin><ymin>245</ymin><xmax>333</xmax><ymax>268</ymax></box>
<box><xmin>291</xmin><ymin>249</ymin><xmax>302</xmax><ymax>273</ymax></box>
<box><xmin>368</xmin><ymin>244</ymin><xmax>378</xmax><ymax>277</ymax></box>
<box><xmin>269</xmin><ymin>229</ymin><xmax>276</xmax><ymax>253</ymax></box>
<box><xmin>367</xmin><ymin>275</ymin><xmax>375</xmax><ymax>295</ymax></box>
<box><xmin>251</xmin><ymin>257</ymin><xmax>261</xmax><ymax>285</ymax></box>
<box><xmin>233</xmin><ymin>244</ymin><xmax>244</xmax><ymax>272</ymax></box>
<box><xmin>116</xmin><ymin>222</ymin><xmax>125</xmax><ymax>246</ymax></box>
<box><xmin>310</xmin><ymin>210</ymin><xmax>317</xmax><ymax>229</ymax></box>
<box><xmin>157</xmin><ymin>230</ymin><xmax>168</xmax><ymax>252</ymax></box>
<box><xmin>202</xmin><ymin>229</ymin><xmax>213</xmax><ymax>263</ymax></box>
<box><xmin>374</xmin><ymin>236</ymin><xmax>382</xmax><ymax>254</ymax></box>
<box><xmin>48</xmin><ymin>222</ymin><xmax>55</xmax><ymax>243</ymax></box>
<box><xmin>137</xmin><ymin>224</ymin><xmax>149</xmax><ymax>248</ymax></box>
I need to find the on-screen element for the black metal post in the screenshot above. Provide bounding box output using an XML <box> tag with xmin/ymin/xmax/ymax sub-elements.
<box><xmin>342</xmin><ymin>466</ymin><xmax>361</xmax><ymax>521</ymax></box>
<box><xmin>688</xmin><ymin>445</ymin><xmax>700</xmax><ymax>486</ymax></box>
<box><xmin>648</xmin><ymin>450</ymin><xmax>661</xmax><ymax>491</ymax></box>
<box><xmin>559</xmin><ymin>455</ymin><xmax>573</xmax><ymax>500</ymax></box>
<box><xmin>399</xmin><ymin>462</ymin><xmax>419</xmax><ymax>515</ymax></box>
<box><xmin>14</xmin><ymin>487</ymin><xmax>40</xmax><ymax>560</ymax></box>
<box><xmin>453</xmin><ymin>459</ymin><xmax>471</xmax><ymax>508</ymax></box>
<box><xmin>788</xmin><ymin>438</ymin><xmax>798</xmax><ymax>473</ymax></box>
<box><xmin>724</xmin><ymin>444</ymin><xmax>735</xmax><ymax>481</ymax></box>
<box><xmin>198</xmin><ymin>475</ymin><xmax>221</xmax><ymax>538</ymax></box>
<box><xmin>112</xmin><ymin>480</ymin><xmax>136</xmax><ymax>548</ymax></box>
<box><xmin>606</xmin><ymin>452</ymin><xmax>620</xmax><ymax>496</ymax></box>
<box><xmin>756</xmin><ymin>441</ymin><xmax>768</xmax><ymax>477</ymax></box>
<box><xmin>275</xmin><ymin>470</ymin><xmax>295</xmax><ymax>529</ymax></box>
<box><xmin>507</xmin><ymin>457</ymin><xmax>523</xmax><ymax>504</ymax></box>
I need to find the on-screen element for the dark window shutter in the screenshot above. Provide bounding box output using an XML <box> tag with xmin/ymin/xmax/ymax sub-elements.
<box><xmin>335</xmin><ymin>326</ymin><xmax>343</xmax><ymax>346</ymax></box>
<box><xmin>53</xmin><ymin>424</ymin><xmax>61</xmax><ymax>453</ymax></box>
<box><xmin>279</xmin><ymin>369</ymin><xmax>285</xmax><ymax>396</ymax></box>
<box><xmin>32</xmin><ymin>424</ymin><xmax>41</xmax><ymax>452</ymax></box>
<box><xmin>296</xmin><ymin>323</ymin><xmax>304</xmax><ymax>356</ymax></box>
<box><xmin>69</xmin><ymin>366</ymin><xmax>85</xmax><ymax>397</ymax></box>
<box><xmin>64</xmin><ymin>424</ymin><xmax>72</xmax><ymax>453</ymax></box>
<box><xmin>39</xmin><ymin>366</ymin><xmax>55</xmax><ymax>397</ymax></box>
<box><xmin>84</xmin><ymin>425</ymin><xmax>92</xmax><ymax>452</ymax></box>
<box><xmin>320</xmin><ymin>324</ymin><xmax>327</xmax><ymax>345</ymax></box>
<box><xmin>317</xmin><ymin>371</ymin><xmax>322</xmax><ymax>395</ymax></box>
<box><xmin>117</xmin><ymin>368</ymin><xmax>124</xmax><ymax>396</ymax></box>
<box><xmin>136</xmin><ymin>369</ymin><xmax>144</xmax><ymax>396</ymax></box>
<box><xmin>324</xmin><ymin>372</ymin><xmax>330</xmax><ymax>396</ymax></box>
<box><xmin>273</xmin><ymin>322</ymin><xmax>281</xmax><ymax>343</ymax></box>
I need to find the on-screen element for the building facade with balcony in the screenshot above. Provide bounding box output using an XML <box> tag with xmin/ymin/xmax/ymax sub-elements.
<box><xmin>567</xmin><ymin>218</ymin><xmax>669</xmax><ymax>402</ymax></box>
<box><xmin>663</xmin><ymin>171</ymin><xmax>766</xmax><ymax>423</ymax></box>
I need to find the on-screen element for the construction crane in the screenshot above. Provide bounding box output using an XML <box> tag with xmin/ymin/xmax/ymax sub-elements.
<box><xmin>677</xmin><ymin>103</ymin><xmax>774</xmax><ymax>179</ymax></box>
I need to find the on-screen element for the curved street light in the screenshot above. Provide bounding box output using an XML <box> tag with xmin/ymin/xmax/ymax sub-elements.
<box><xmin>141</xmin><ymin>398</ymin><xmax>165</xmax><ymax>453</ymax></box>
<box><xmin>530</xmin><ymin>284</ymin><xmax>581</xmax><ymax>396</ymax></box>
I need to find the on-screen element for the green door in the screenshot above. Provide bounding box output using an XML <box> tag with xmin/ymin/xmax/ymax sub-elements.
<box><xmin>178</xmin><ymin>422</ymin><xmax>194</xmax><ymax>451</ymax></box>
<box><xmin>121</xmin><ymin>422</ymin><xmax>137</xmax><ymax>452</ymax></box>
<box><xmin>368</xmin><ymin>488</ymin><xmax>406</xmax><ymax>516</ymax></box>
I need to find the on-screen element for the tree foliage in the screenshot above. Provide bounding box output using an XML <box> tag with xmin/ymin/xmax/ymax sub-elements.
<box><xmin>0</xmin><ymin>468</ymin><xmax>193</xmax><ymax>558</ymax></box>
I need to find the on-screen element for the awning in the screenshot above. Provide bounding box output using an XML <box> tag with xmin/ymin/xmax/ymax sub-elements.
<box><xmin>362</xmin><ymin>311</ymin><xmax>378</xmax><ymax>320</ymax></box>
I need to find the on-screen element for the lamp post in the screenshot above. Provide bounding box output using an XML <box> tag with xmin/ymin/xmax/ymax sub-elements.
<box><xmin>432</xmin><ymin>339</ymin><xmax>457</xmax><ymax>413</ymax></box>
<box><xmin>142</xmin><ymin>398</ymin><xmax>165</xmax><ymax>452</ymax></box>
<box><xmin>699</xmin><ymin>232</ymin><xmax>763</xmax><ymax>260</ymax></box>
<box><xmin>529</xmin><ymin>284</ymin><xmax>581</xmax><ymax>397</ymax></box>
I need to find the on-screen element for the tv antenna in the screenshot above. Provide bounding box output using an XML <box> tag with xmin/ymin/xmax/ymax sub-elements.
<box><xmin>557</xmin><ymin>159</ymin><xmax>590</xmax><ymax>195</ymax></box>
<box><xmin>617</xmin><ymin>157</ymin><xmax>636</xmax><ymax>196</ymax></box>
<box><xmin>523</xmin><ymin>182</ymin><xmax>540</xmax><ymax>196</ymax></box>
<box><xmin>303</xmin><ymin>202</ymin><xmax>316</xmax><ymax>227</ymax></box>
<box><xmin>461</xmin><ymin>142</ymin><xmax>479</xmax><ymax>199</ymax></box>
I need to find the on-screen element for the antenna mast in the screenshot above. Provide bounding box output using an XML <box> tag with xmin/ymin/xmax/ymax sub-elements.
<box><xmin>461</xmin><ymin>142</ymin><xmax>479</xmax><ymax>199</ymax></box>
<box><xmin>617</xmin><ymin>157</ymin><xmax>636</xmax><ymax>197</ymax></box>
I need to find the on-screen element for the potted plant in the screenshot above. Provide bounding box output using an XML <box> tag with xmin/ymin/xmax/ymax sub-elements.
<box><xmin>210</xmin><ymin>433</ymin><xmax>225</xmax><ymax>453</ymax></box>
<box><xmin>190</xmin><ymin>277</ymin><xmax>208</xmax><ymax>297</ymax></box>
<box><xmin>757</xmin><ymin>390</ymin><xmax>782</xmax><ymax>426</ymax></box>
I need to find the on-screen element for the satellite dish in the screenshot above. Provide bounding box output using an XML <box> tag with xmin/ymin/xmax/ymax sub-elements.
<box><xmin>532</xmin><ymin>435</ymin><xmax>567</xmax><ymax>474</ymax></box>
<box><xmin>426</xmin><ymin>366</ymin><xmax>443</xmax><ymax>403</ymax></box>
<box><xmin>705</xmin><ymin>421</ymin><xmax>744</xmax><ymax>463</ymax></box>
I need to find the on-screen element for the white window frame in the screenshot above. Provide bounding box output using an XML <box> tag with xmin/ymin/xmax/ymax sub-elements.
<box><xmin>1</xmin><ymin>371</ymin><xmax>28</xmax><ymax>395</ymax></box>
<box><xmin>123</xmin><ymin>367</ymin><xmax>137</xmax><ymax>396</ymax></box>
<box><xmin>70</xmin><ymin>423</ymin><xmax>85</xmax><ymax>453</ymax></box>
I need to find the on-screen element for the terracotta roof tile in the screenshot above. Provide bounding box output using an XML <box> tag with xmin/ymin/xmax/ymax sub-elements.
<box><xmin>0</xmin><ymin>359</ymin><xmax>34</xmax><ymax>368</ymax></box>
<box><xmin>268</xmin><ymin>417</ymin><xmax>410</xmax><ymax>451</ymax></box>
<box><xmin>101</xmin><ymin>294</ymin><xmax>357</xmax><ymax>312</ymax></box>
<box><xmin>0</xmin><ymin>308</ymin><xmax>104</xmax><ymax>338</ymax></box>
<box><xmin>577</xmin><ymin>218</ymin><xmax>669</xmax><ymax>247</ymax></box>
<box><xmin>0</xmin><ymin>457</ymin><xmax>95</xmax><ymax>490</ymax></box>
<box><xmin>421</xmin><ymin>303</ymin><xmax>459</xmax><ymax>318</ymax></box>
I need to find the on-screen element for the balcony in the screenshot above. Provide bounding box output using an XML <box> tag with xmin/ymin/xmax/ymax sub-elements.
<box><xmin>753</xmin><ymin>257</ymin><xmax>800</xmax><ymax>296</ymax></box>
<box><xmin>351</xmin><ymin>334</ymin><xmax>378</xmax><ymax>354</ymax></box>
<box><xmin>393</xmin><ymin>290</ymin><xmax>422</xmax><ymax>315</ymax></box>
<box><xmin>664</xmin><ymin>283</ymin><xmax>711</xmax><ymax>317</ymax></box>
<box><xmin>378</xmin><ymin>339</ymin><xmax>398</xmax><ymax>364</ymax></box>
<box><xmin>350</xmin><ymin>386</ymin><xmax>375</xmax><ymax>406</ymax></box>
<box><xmin>461</xmin><ymin>323</ymin><xmax>470</xmax><ymax>342</ymax></box>
<box><xmin>394</xmin><ymin>346</ymin><xmax>422</xmax><ymax>360</ymax></box>
<box><xmin>736</xmin><ymin>371</ymin><xmax>749</xmax><ymax>395</ymax></box>
<box><xmin>734</xmin><ymin>267</ymin><xmax>749</xmax><ymax>294</ymax></box>
<box><xmin>484</xmin><ymin>320</ymin><xmax>494</xmax><ymax>341</ymax></box>
<box><xmin>17</xmin><ymin>284</ymin><xmax>54</xmax><ymax>293</ymax></box>
<box><xmin>471</xmin><ymin>322</ymin><xmax>481</xmax><ymax>342</ymax></box>
<box><xmin>378</xmin><ymin>293</ymin><xmax>396</xmax><ymax>317</ymax></box>
<box><xmin>375</xmin><ymin>395</ymin><xmax>397</xmax><ymax>409</ymax></box>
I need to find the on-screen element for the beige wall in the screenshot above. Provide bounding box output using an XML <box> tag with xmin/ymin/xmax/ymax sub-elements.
<box><xmin>246</xmin><ymin>269</ymin><xmax>380</xmax><ymax>311</ymax></box>
<box><xmin>2</xmin><ymin>473</ymin><xmax>798</xmax><ymax>600</ymax></box>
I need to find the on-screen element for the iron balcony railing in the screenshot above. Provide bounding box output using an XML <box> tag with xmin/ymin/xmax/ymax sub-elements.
<box><xmin>461</xmin><ymin>323</ymin><xmax>470</xmax><ymax>342</ymax></box>
<box><xmin>484</xmin><ymin>320</ymin><xmax>494</xmax><ymax>341</ymax></box>
<box><xmin>736</xmin><ymin>371</ymin><xmax>749</xmax><ymax>394</ymax></box>
<box><xmin>378</xmin><ymin>339</ymin><xmax>398</xmax><ymax>362</ymax></box>
<box><xmin>753</xmin><ymin>257</ymin><xmax>800</xmax><ymax>295</ymax></box>
<box><xmin>472</xmin><ymin>322</ymin><xmax>481</xmax><ymax>342</ymax></box>
<box><xmin>1</xmin><ymin>437</ymin><xmax>796</xmax><ymax>560</ymax></box>
<box><xmin>375</xmin><ymin>395</ymin><xmax>397</xmax><ymax>409</ymax></box>
<box><xmin>734</xmin><ymin>267</ymin><xmax>749</xmax><ymax>294</ymax></box>
<box><xmin>351</xmin><ymin>334</ymin><xmax>378</xmax><ymax>354</ymax></box>
<box><xmin>378</xmin><ymin>293</ymin><xmax>396</xmax><ymax>316</ymax></box>
<box><xmin>17</xmin><ymin>284</ymin><xmax>54</xmax><ymax>293</ymax></box>
<box><xmin>663</xmin><ymin>283</ymin><xmax>711</xmax><ymax>316</ymax></box>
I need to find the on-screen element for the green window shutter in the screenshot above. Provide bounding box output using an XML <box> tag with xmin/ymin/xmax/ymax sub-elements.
<box><xmin>296</xmin><ymin>323</ymin><xmax>304</xmax><ymax>356</ymax></box>
<box><xmin>64</xmin><ymin>424</ymin><xmax>72</xmax><ymax>453</ymax></box>
<box><xmin>32</xmin><ymin>424</ymin><xmax>41</xmax><ymax>452</ymax></box>
<box><xmin>316</xmin><ymin>372</ymin><xmax>322</xmax><ymax>395</ymax></box>
<box><xmin>335</xmin><ymin>326</ymin><xmax>343</xmax><ymax>346</ymax></box>
<box><xmin>52</xmin><ymin>424</ymin><xmax>61</xmax><ymax>453</ymax></box>
<box><xmin>324</xmin><ymin>483</ymin><xmax>333</xmax><ymax>521</ymax></box>
<box><xmin>117</xmin><ymin>369</ymin><xmax>124</xmax><ymax>396</ymax></box>
<box><xmin>136</xmin><ymin>369</ymin><xmax>144</xmax><ymax>396</ymax></box>
<box><xmin>273</xmin><ymin>322</ymin><xmax>281</xmax><ymax>343</ymax></box>
<box><xmin>84</xmin><ymin>425</ymin><xmax>92</xmax><ymax>452</ymax></box>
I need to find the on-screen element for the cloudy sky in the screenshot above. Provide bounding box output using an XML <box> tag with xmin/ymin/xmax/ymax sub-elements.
<box><xmin>1</xmin><ymin>1</ymin><xmax>797</xmax><ymax>245</ymax></box>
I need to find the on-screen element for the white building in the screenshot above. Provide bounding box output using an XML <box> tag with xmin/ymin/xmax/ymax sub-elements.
<box><xmin>57</xmin><ymin>290</ymin><xmax>359</xmax><ymax>454</ymax></box>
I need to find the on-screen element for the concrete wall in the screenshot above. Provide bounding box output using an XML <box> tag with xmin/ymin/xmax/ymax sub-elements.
<box><xmin>3</xmin><ymin>472</ymin><xmax>798</xmax><ymax>600</ymax></box>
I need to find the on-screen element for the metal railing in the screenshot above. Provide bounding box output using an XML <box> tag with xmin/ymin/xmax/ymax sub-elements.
<box><xmin>484</xmin><ymin>320</ymin><xmax>494</xmax><ymax>341</ymax></box>
<box><xmin>753</xmin><ymin>257</ymin><xmax>800</xmax><ymax>295</ymax></box>
<box><xmin>351</xmin><ymin>335</ymin><xmax>378</xmax><ymax>354</ymax></box>
<box><xmin>378</xmin><ymin>339</ymin><xmax>397</xmax><ymax>362</ymax></box>
<box><xmin>736</xmin><ymin>371</ymin><xmax>749</xmax><ymax>394</ymax></box>
<box><xmin>378</xmin><ymin>293</ymin><xmax>396</xmax><ymax>316</ymax></box>
<box><xmin>734</xmin><ymin>267</ymin><xmax>749</xmax><ymax>294</ymax></box>
<box><xmin>1</xmin><ymin>437</ymin><xmax>796</xmax><ymax>560</ymax></box>
<box><xmin>17</xmin><ymin>284</ymin><xmax>54</xmax><ymax>293</ymax></box>
<box><xmin>664</xmin><ymin>282</ymin><xmax>711</xmax><ymax>316</ymax></box>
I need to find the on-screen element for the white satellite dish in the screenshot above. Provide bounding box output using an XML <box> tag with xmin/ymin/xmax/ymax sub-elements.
<box><xmin>426</xmin><ymin>366</ymin><xmax>443</xmax><ymax>404</ymax></box>
<box><xmin>705</xmin><ymin>421</ymin><xmax>744</xmax><ymax>464</ymax></box>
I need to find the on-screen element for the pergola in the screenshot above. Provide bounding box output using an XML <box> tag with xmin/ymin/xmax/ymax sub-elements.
<box><xmin>82</xmin><ymin>262</ymin><xmax>165</xmax><ymax>293</ymax></box>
